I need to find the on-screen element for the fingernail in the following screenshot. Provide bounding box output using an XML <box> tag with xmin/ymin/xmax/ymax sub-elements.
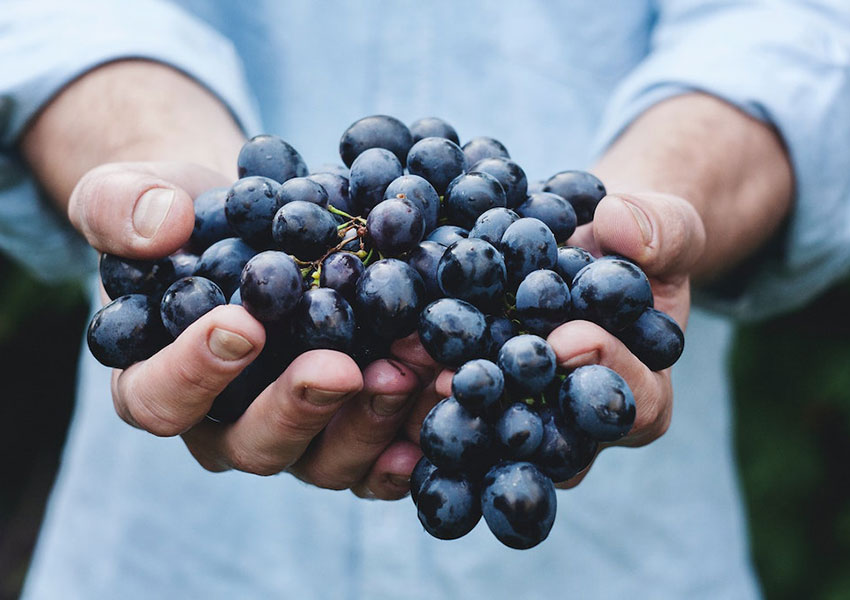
<box><xmin>208</xmin><ymin>328</ymin><xmax>254</xmax><ymax>361</ymax></box>
<box><xmin>304</xmin><ymin>388</ymin><xmax>347</xmax><ymax>406</ymax></box>
<box><xmin>133</xmin><ymin>188</ymin><xmax>175</xmax><ymax>238</ymax></box>
<box><xmin>370</xmin><ymin>394</ymin><xmax>409</xmax><ymax>417</ymax></box>
<box><xmin>561</xmin><ymin>350</ymin><xmax>599</xmax><ymax>369</ymax></box>
<box><xmin>388</xmin><ymin>474</ymin><xmax>410</xmax><ymax>488</ymax></box>
<box><xmin>619</xmin><ymin>198</ymin><xmax>653</xmax><ymax>246</ymax></box>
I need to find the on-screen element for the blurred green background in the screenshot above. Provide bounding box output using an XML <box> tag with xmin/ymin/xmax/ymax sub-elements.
<box><xmin>0</xmin><ymin>255</ymin><xmax>848</xmax><ymax>600</ymax></box>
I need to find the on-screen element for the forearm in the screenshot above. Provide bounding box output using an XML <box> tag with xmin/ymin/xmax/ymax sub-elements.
<box><xmin>20</xmin><ymin>60</ymin><xmax>246</xmax><ymax>209</ymax></box>
<box><xmin>592</xmin><ymin>93</ymin><xmax>793</xmax><ymax>281</ymax></box>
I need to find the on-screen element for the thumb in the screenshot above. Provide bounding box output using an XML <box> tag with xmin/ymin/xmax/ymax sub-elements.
<box><xmin>592</xmin><ymin>192</ymin><xmax>706</xmax><ymax>279</ymax></box>
<box><xmin>69</xmin><ymin>161</ymin><xmax>230</xmax><ymax>258</ymax></box>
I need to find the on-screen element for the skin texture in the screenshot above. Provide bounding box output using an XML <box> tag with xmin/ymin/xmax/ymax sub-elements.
<box><xmin>20</xmin><ymin>60</ymin><xmax>793</xmax><ymax>496</ymax></box>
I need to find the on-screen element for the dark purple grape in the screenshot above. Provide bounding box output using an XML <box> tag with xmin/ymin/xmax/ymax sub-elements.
<box><xmin>571</xmin><ymin>258</ymin><xmax>652</xmax><ymax>332</ymax></box>
<box><xmin>406</xmin><ymin>137</ymin><xmax>467</xmax><ymax>195</ymax></box>
<box><xmin>417</xmin><ymin>470</ymin><xmax>481</xmax><ymax>540</ymax></box>
<box><xmin>517</xmin><ymin>192</ymin><xmax>577</xmax><ymax>244</ymax></box>
<box><xmin>470</xmin><ymin>157</ymin><xmax>527</xmax><ymax>209</ymax></box>
<box><xmin>354</xmin><ymin>259</ymin><xmax>426</xmax><ymax>340</ymax></box>
<box><xmin>409</xmin><ymin>117</ymin><xmax>459</xmax><ymax>145</ymax></box>
<box><xmin>99</xmin><ymin>253</ymin><xmax>176</xmax><ymax>300</ymax></box>
<box><xmin>469</xmin><ymin>207</ymin><xmax>520</xmax><ymax>249</ymax></box>
<box><xmin>426</xmin><ymin>225</ymin><xmax>468</xmax><ymax>247</ymax></box>
<box><xmin>272</xmin><ymin>200</ymin><xmax>339</xmax><ymax>261</ymax></box>
<box><xmin>338</xmin><ymin>226</ymin><xmax>364</xmax><ymax>253</ymax></box>
<box><xmin>308</xmin><ymin>172</ymin><xmax>353</xmax><ymax>214</ymax></box>
<box><xmin>339</xmin><ymin>115</ymin><xmax>413</xmax><ymax>167</ymax></box>
<box><xmin>237</xmin><ymin>134</ymin><xmax>308</xmax><ymax>184</ymax></box>
<box><xmin>291</xmin><ymin>288</ymin><xmax>356</xmax><ymax>353</ymax></box>
<box><xmin>444</xmin><ymin>172</ymin><xmax>507</xmax><ymax>229</ymax></box>
<box><xmin>319</xmin><ymin>252</ymin><xmax>365</xmax><ymax>302</ymax></box>
<box><xmin>411</xmin><ymin>455</ymin><xmax>438</xmax><ymax>505</ymax></box>
<box><xmin>207</xmin><ymin>350</ymin><xmax>279</xmax><ymax>423</ymax></box>
<box><xmin>486</xmin><ymin>315</ymin><xmax>516</xmax><ymax>360</ymax></box>
<box><xmin>616</xmin><ymin>307</ymin><xmax>685</xmax><ymax>371</ymax></box>
<box><xmin>383</xmin><ymin>174</ymin><xmax>440</xmax><ymax>233</ymax></box>
<box><xmin>405</xmin><ymin>240</ymin><xmax>446</xmax><ymax>300</ymax></box>
<box><xmin>87</xmin><ymin>294</ymin><xmax>168</xmax><ymax>368</ymax></box>
<box><xmin>543</xmin><ymin>170</ymin><xmax>606</xmax><ymax>226</ymax></box>
<box><xmin>452</xmin><ymin>359</ymin><xmax>504</xmax><ymax>420</ymax></box>
<box><xmin>275</xmin><ymin>177</ymin><xmax>329</xmax><ymax>208</ymax></box>
<box><xmin>500</xmin><ymin>218</ymin><xmax>558</xmax><ymax>289</ymax></box>
<box><xmin>420</xmin><ymin>396</ymin><xmax>493</xmax><ymax>474</ymax></box>
<box><xmin>350</xmin><ymin>323</ymin><xmax>392</xmax><ymax>368</ymax></box>
<box><xmin>560</xmin><ymin>365</ymin><xmax>635</xmax><ymax>442</ymax></box>
<box><xmin>348</xmin><ymin>148</ymin><xmax>404</xmax><ymax>213</ymax></box>
<box><xmin>555</xmin><ymin>246</ymin><xmax>594</xmax><ymax>284</ymax></box>
<box><xmin>160</xmin><ymin>276</ymin><xmax>226</xmax><ymax>338</ymax></box>
<box><xmin>311</xmin><ymin>163</ymin><xmax>349</xmax><ymax>178</ymax></box>
<box><xmin>532</xmin><ymin>408</ymin><xmax>598</xmax><ymax>482</ymax></box>
<box><xmin>437</xmin><ymin>238</ymin><xmax>506</xmax><ymax>311</ymax></box>
<box><xmin>496</xmin><ymin>404</ymin><xmax>544</xmax><ymax>459</ymax></box>
<box><xmin>194</xmin><ymin>237</ymin><xmax>257</xmax><ymax>298</ymax></box>
<box><xmin>418</xmin><ymin>298</ymin><xmax>489</xmax><ymax>367</ymax></box>
<box><xmin>224</xmin><ymin>176</ymin><xmax>282</xmax><ymax>249</ymax></box>
<box><xmin>190</xmin><ymin>187</ymin><xmax>233</xmax><ymax>251</ymax></box>
<box><xmin>366</xmin><ymin>197</ymin><xmax>425</xmax><ymax>257</ymax></box>
<box><xmin>168</xmin><ymin>250</ymin><xmax>199</xmax><ymax>280</ymax></box>
<box><xmin>515</xmin><ymin>269</ymin><xmax>571</xmax><ymax>336</ymax></box>
<box><xmin>239</xmin><ymin>251</ymin><xmax>303</xmax><ymax>322</ymax></box>
<box><xmin>481</xmin><ymin>461</ymin><xmax>556</xmax><ymax>549</ymax></box>
<box><xmin>497</xmin><ymin>334</ymin><xmax>556</xmax><ymax>396</ymax></box>
<box><xmin>462</xmin><ymin>136</ymin><xmax>509</xmax><ymax>166</ymax></box>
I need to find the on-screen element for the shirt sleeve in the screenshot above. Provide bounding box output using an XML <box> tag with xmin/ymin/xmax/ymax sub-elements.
<box><xmin>0</xmin><ymin>0</ymin><xmax>261</xmax><ymax>282</ymax></box>
<box><xmin>591</xmin><ymin>0</ymin><xmax>850</xmax><ymax>322</ymax></box>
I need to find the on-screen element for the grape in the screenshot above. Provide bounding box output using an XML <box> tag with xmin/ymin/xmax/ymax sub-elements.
<box><xmin>311</xmin><ymin>163</ymin><xmax>349</xmax><ymax>178</ymax></box>
<box><xmin>555</xmin><ymin>246</ymin><xmax>594</xmax><ymax>284</ymax></box>
<box><xmin>348</xmin><ymin>148</ymin><xmax>404</xmax><ymax>213</ymax></box>
<box><xmin>571</xmin><ymin>258</ymin><xmax>652</xmax><ymax>332</ymax></box>
<box><xmin>496</xmin><ymin>404</ymin><xmax>544</xmax><ymax>459</ymax></box>
<box><xmin>532</xmin><ymin>408</ymin><xmax>598</xmax><ymax>482</ymax></box>
<box><xmin>462</xmin><ymin>136</ymin><xmax>509</xmax><ymax>166</ymax></box>
<box><xmin>339</xmin><ymin>115</ymin><xmax>413</xmax><ymax>167</ymax></box>
<box><xmin>366</xmin><ymin>197</ymin><xmax>425</xmax><ymax>256</ymax></box>
<box><xmin>272</xmin><ymin>200</ymin><xmax>339</xmax><ymax>261</ymax></box>
<box><xmin>517</xmin><ymin>192</ymin><xmax>577</xmax><ymax>244</ymax></box>
<box><xmin>515</xmin><ymin>269</ymin><xmax>571</xmax><ymax>336</ymax></box>
<box><xmin>406</xmin><ymin>137</ymin><xmax>467</xmax><ymax>195</ymax></box>
<box><xmin>616</xmin><ymin>307</ymin><xmax>685</xmax><ymax>371</ymax></box>
<box><xmin>470</xmin><ymin>157</ymin><xmax>528</xmax><ymax>209</ymax></box>
<box><xmin>426</xmin><ymin>225</ymin><xmax>468</xmax><ymax>247</ymax></box>
<box><xmin>168</xmin><ymin>250</ymin><xmax>199</xmax><ymax>280</ymax></box>
<box><xmin>437</xmin><ymin>238</ymin><xmax>506</xmax><ymax>311</ymax></box>
<box><xmin>417</xmin><ymin>470</ymin><xmax>481</xmax><ymax>540</ymax></box>
<box><xmin>500</xmin><ymin>217</ymin><xmax>558</xmax><ymax>289</ymax></box>
<box><xmin>383</xmin><ymin>174</ymin><xmax>440</xmax><ymax>233</ymax></box>
<box><xmin>409</xmin><ymin>117</ymin><xmax>459</xmax><ymax>145</ymax></box>
<box><xmin>444</xmin><ymin>172</ymin><xmax>507</xmax><ymax>229</ymax></box>
<box><xmin>543</xmin><ymin>170</ymin><xmax>606</xmax><ymax>226</ymax></box>
<box><xmin>194</xmin><ymin>237</ymin><xmax>256</xmax><ymax>298</ymax></box>
<box><xmin>469</xmin><ymin>207</ymin><xmax>520</xmax><ymax>250</ymax></box>
<box><xmin>410</xmin><ymin>455</ymin><xmax>438</xmax><ymax>505</ymax></box>
<box><xmin>224</xmin><ymin>176</ymin><xmax>282</xmax><ymax>249</ymax></box>
<box><xmin>354</xmin><ymin>259</ymin><xmax>426</xmax><ymax>340</ymax></box>
<box><xmin>485</xmin><ymin>315</ymin><xmax>516</xmax><ymax>360</ymax></box>
<box><xmin>350</xmin><ymin>323</ymin><xmax>392</xmax><ymax>368</ymax></box>
<box><xmin>481</xmin><ymin>461</ymin><xmax>556</xmax><ymax>549</ymax></box>
<box><xmin>291</xmin><ymin>288</ymin><xmax>356</xmax><ymax>353</ymax></box>
<box><xmin>207</xmin><ymin>350</ymin><xmax>278</xmax><ymax>423</ymax></box>
<box><xmin>190</xmin><ymin>186</ymin><xmax>233</xmax><ymax>251</ymax></box>
<box><xmin>87</xmin><ymin>294</ymin><xmax>168</xmax><ymax>368</ymax></box>
<box><xmin>307</xmin><ymin>172</ymin><xmax>353</xmax><ymax>214</ymax></box>
<box><xmin>451</xmin><ymin>359</ymin><xmax>504</xmax><ymax>419</ymax></box>
<box><xmin>319</xmin><ymin>252</ymin><xmax>365</xmax><ymax>302</ymax></box>
<box><xmin>418</xmin><ymin>298</ymin><xmax>489</xmax><ymax>367</ymax></box>
<box><xmin>239</xmin><ymin>251</ymin><xmax>303</xmax><ymax>322</ymax></box>
<box><xmin>159</xmin><ymin>277</ymin><xmax>226</xmax><ymax>338</ymax></box>
<box><xmin>237</xmin><ymin>134</ymin><xmax>308</xmax><ymax>183</ymax></box>
<box><xmin>276</xmin><ymin>177</ymin><xmax>329</xmax><ymax>208</ymax></box>
<box><xmin>420</xmin><ymin>396</ymin><xmax>493</xmax><ymax>474</ymax></box>
<box><xmin>559</xmin><ymin>365</ymin><xmax>636</xmax><ymax>442</ymax></box>
<box><xmin>405</xmin><ymin>240</ymin><xmax>446</xmax><ymax>300</ymax></box>
<box><xmin>497</xmin><ymin>334</ymin><xmax>556</xmax><ymax>396</ymax></box>
<box><xmin>99</xmin><ymin>253</ymin><xmax>176</xmax><ymax>300</ymax></box>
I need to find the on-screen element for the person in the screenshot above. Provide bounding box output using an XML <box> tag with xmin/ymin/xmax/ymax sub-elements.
<box><xmin>2</xmin><ymin>1</ymin><xmax>849</xmax><ymax>597</ymax></box>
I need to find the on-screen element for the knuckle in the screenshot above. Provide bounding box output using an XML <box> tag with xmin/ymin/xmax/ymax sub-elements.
<box><xmin>227</xmin><ymin>445</ymin><xmax>283</xmax><ymax>477</ymax></box>
<box><xmin>299</xmin><ymin>463</ymin><xmax>355</xmax><ymax>491</ymax></box>
<box><xmin>125</xmin><ymin>399</ymin><xmax>186</xmax><ymax>437</ymax></box>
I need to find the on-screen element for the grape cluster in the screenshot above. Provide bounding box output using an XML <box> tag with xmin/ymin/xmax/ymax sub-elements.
<box><xmin>86</xmin><ymin>115</ymin><xmax>685</xmax><ymax>549</ymax></box>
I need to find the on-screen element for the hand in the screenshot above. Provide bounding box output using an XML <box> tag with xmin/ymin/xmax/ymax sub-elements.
<box><xmin>71</xmin><ymin>161</ymin><xmax>422</xmax><ymax>499</ymax></box>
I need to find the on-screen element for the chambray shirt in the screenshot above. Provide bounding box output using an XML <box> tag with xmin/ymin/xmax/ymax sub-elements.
<box><xmin>2</xmin><ymin>1</ymin><xmax>849</xmax><ymax>598</ymax></box>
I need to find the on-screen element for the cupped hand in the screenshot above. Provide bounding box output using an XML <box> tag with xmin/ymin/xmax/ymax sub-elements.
<box><xmin>72</xmin><ymin>161</ymin><xmax>421</xmax><ymax>499</ymax></box>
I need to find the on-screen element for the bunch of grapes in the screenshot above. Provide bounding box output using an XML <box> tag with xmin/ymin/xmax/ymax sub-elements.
<box><xmin>87</xmin><ymin>115</ymin><xmax>685</xmax><ymax>549</ymax></box>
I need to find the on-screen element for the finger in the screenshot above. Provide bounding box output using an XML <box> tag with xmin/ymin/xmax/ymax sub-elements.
<box><xmin>351</xmin><ymin>439</ymin><xmax>423</xmax><ymax>500</ymax></box>
<box><xmin>390</xmin><ymin>332</ymin><xmax>440</xmax><ymax>382</ymax></box>
<box><xmin>402</xmin><ymin>374</ymin><xmax>444</xmax><ymax>444</ymax></box>
<box><xmin>183</xmin><ymin>350</ymin><xmax>363</xmax><ymax>476</ymax></box>
<box><xmin>592</xmin><ymin>192</ymin><xmax>706</xmax><ymax>279</ymax></box>
<box><xmin>68</xmin><ymin>161</ymin><xmax>229</xmax><ymax>258</ymax></box>
<box><xmin>288</xmin><ymin>359</ymin><xmax>419</xmax><ymax>489</ymax></box>
<box><xmin>548</xmin><ymin>320</ymin><xmax>672</xmax><ymax>448</ymax></box>
<box><xmin>434</xmin><ymin>368</ymin><xmax>453</xmax><ymax>398</ymax></box>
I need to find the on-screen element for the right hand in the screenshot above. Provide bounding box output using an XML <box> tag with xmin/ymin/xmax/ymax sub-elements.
<box><xmin>72</xmin><ymin>161</ymin><xmax>423</xmax><ymax>499</ymax></box>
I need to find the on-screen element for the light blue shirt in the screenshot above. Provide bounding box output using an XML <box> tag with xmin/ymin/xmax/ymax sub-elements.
<box><xmin>2</xmin><ymin>1</ymin><xmax>849</xmax><ymax>598</ymax></box>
